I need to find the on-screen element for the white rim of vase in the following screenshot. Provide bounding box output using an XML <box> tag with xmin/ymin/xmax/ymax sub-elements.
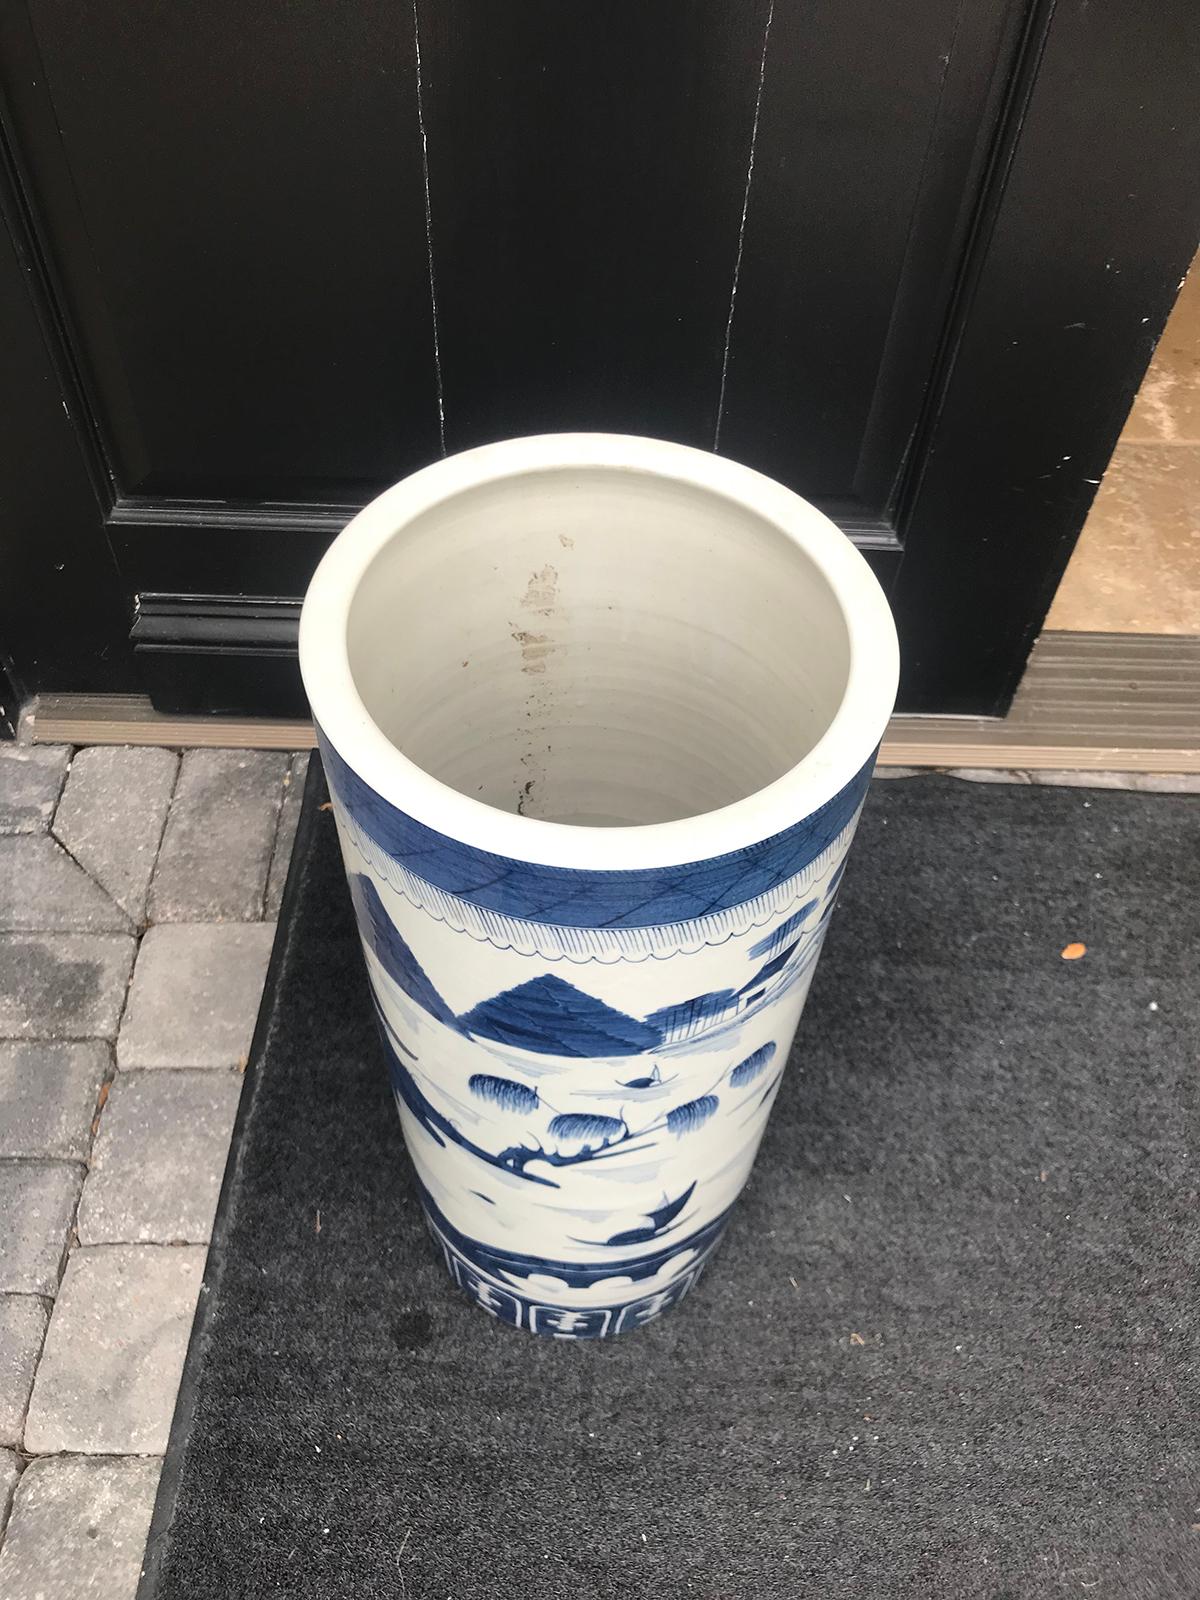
<box><xmin>299</xmin><ymin>433</ymin><xmax>899</xmax><ymax>872</ymax></box>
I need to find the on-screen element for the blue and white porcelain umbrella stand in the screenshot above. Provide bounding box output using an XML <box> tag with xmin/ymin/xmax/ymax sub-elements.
<box><xmin>300</xmin><ymin>433</ymin><xmax>898</xmax><ymax>1338</ymax></box>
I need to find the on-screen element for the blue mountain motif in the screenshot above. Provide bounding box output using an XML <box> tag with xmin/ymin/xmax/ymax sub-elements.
<box><xmin>645</xmin><ymin>942</ymin><xmax>803</xmax><ymax>1043</ymax></box>
<box><xmin>749</xmin><ymin>900</ymin><xmax>817</xmax><ymax>961</ymax></box>
<box><xmin>458</xmin><ymin>973</ymin><xmax>662</xmax><ymax>1057</ymax></box>
<box><xmin>736</xmin><ymin>943</ymin><xmax>800</xmax><ymax>997</ymax></box>
<box><xmin>350</xmin><ymin>874</ymin><xmax>459</xmax><ymax>1028</ymax></box>
<box><xmin>645</xmin><ymin>988</ymin><xmax>738</xmax><ymax>1036</ymax></box>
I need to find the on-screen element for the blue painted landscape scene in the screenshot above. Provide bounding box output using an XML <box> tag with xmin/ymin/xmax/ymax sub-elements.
<box><xmin>325</xmin><ymin>741</ymin><xmax>868</xmax><ymax>1337</ymax></box>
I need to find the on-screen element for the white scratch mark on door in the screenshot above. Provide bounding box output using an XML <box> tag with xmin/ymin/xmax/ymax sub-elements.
<box><xmin>713</xmin><ymin>0</ymin><xmax>774</xmax><ymax>453</ymax></box>
<box><xmin>412</xmin><ymin>0</ymin><xmax>447</xmax><ymax>454</ymax></box>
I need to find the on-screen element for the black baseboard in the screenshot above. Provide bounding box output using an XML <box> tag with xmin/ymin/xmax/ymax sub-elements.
<box><xmin>131</xmin><ymin>594</ymin><xmax>304</xmax><ymax>717</ymax></box>
<box><xmin>127</xmin><ymin>501</ymin><xmax>907</xmax><ymax>721</ymax></box>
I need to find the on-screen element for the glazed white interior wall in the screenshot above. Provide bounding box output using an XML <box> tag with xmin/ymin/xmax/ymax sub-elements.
<box><xmin>346</xmin><ymin>467</ymin><xmax>852</xmax><ymax>826</ymax></box>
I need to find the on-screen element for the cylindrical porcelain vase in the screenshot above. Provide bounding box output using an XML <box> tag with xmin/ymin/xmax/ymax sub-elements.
<box><xmin>299</xmin><ymin>434</ymin><xmax>898</xmax><ymax>1339</ymax></box>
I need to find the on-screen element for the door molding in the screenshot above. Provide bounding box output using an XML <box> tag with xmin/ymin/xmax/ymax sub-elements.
<box><xmin>120</xmin><ymin>511</ymin><xmax>905</xmax><ymax>718</ymax></box>
<box><xmin>113</xmin><ymin>495</ymin><xmax>904</xmax><ymax>718</ymax></box>
<box><xmin>130</xmin><ymin>592</ymin><xmax>306</xmax><ymax>719</ymax></box>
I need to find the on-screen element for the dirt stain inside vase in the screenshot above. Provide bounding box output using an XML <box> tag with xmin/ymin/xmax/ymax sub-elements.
<box><xmin>514</xmin><ymin>562</ymin><xmax>564</xmax><ymax>815</ymax></box>
<box><xmin>521</xmin><ymin>563</ymin><xmax>559</xmax><ymax>616</ymax></box>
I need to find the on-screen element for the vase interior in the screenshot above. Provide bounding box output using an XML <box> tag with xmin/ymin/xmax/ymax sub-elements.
<box><xmin>345</xmin><ymin>466</ymin><xmax>853</xmax><ymax>827</ymax></box>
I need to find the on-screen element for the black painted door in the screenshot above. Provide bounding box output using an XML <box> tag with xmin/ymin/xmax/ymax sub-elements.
<box><xmin>1</xmin><ymin>1</ymin><xmax>1196</xmax><ymax>717</ymax></box>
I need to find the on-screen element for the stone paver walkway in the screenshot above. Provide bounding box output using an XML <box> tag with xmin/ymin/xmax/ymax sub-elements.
<box><xmin>0</xmin><ymin>741</ymin><xmax>306</xmax><ymax>1598</ymax></box>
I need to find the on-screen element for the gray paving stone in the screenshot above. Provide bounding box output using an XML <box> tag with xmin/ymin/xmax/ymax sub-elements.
<box><xmin>264</xmin><ymin>750</ymin><xmax>310</xmax><ymax>917</ymax></box>
<box><xmin>24</xmin><ymin>1244</ymin><xmax>205</xmax><ymax>1454</ymax></box>
<box><xmin>0</xmin><ymin>1041</ymin><xmax>109</xmax><ymax>1160</ymax></box>
<box><xmin>0</xmin><ymin>935</ymin><xmax>135</xmax><ymax>1039</ymax></box>
<box><xmin>0</xmin><ymin>1449</ymin><xmax>18</xmax><ymax>1539</ymax></box>
<box><xmin>148</xmin><ymin>748</ymin><xmax>288</xmax><ymax>922</ymax></box>
<box><xmin>53</xmin><ymin>746</ymin><xmax>178</xmax><ymax>926</ymax></box>
<box><xmin>0</xmin><ymin>1454</ymin><xmax>161</xmax><ymax>1600</ymax></box>
<box><xmin>117</xmin><ymin>922</ymin><xmax>274</xmax><ymax>1070</ymax></box>
<box><xmin>0</xmin><ymin>836</ymin><xmax>131</xmax><ymax>933</ymax></box>
<box><xmin>0</xmin><ymin>1163</ymin><xmax>81</xmax><ymax>1294</ymax></box>
<box><xmin>0</xmin><ymin>1296</ymin><xmax>48</xmax><ymax>1447</ymax></box>
<box><xmin>78</xmin><ymin>1071</ymin><xmax>242</xmax><ymax>1245</ymax></box>
<box><xmin>0</xmin><ymin>744</ymin><xmax>71</xmax><ymax>835</ymax></box>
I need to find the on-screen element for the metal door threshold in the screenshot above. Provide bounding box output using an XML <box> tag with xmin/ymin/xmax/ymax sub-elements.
<box><xmin>883</xmin><ymin>631</ymin><xmax>1200</xmax><ymax>772</ymax></box>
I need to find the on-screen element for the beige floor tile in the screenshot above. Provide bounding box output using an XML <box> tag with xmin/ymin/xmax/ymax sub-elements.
<box><xmin>1122</xmin><ymin>266</ymin><xmax>1200</xmax><ymax>445</ymax></box>
<box><xmin>1046</xmin><ymin>441</ymin><xmax>1200</xmax><ymax>633</ymax></box>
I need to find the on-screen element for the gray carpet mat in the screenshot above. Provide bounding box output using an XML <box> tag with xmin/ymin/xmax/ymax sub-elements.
<box><xmin>140</xmin><ymin>769</ymin><xmax>1199</xmax><ymax>1599</ymax></box>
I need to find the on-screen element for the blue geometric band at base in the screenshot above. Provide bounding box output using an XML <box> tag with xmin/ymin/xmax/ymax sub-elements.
<box><xmin>419</xmin><ymin>1184</ymin><xmax>730</xmax><ymax>1339</ymax></box>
